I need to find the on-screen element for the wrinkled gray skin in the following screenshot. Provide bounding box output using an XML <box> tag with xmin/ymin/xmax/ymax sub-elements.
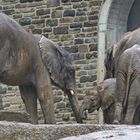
<box><xmin>114</xmin><ymin>44</ymin><xmax>140</xmax><ymax>124</ymax></box>
<box><xmin>0</xmin><ymin>13</ymin><xmax>55</xmax><ymax>124</ymax></box>
<box><xmin>0</xmin><ymin>13</ymin><xmax>83</xmax><ymax>124</ymax></box>
<box><xmin>104</xmin><ymin>29</ymin><xmax>140</xmax><ymax>79</ymax></box>
<box><xmin>34</xmin><ymin>35</ymin><xmax>83</xmax><ymax>123</ymax></box>
<box><xmin>80</xmin><ymin>78</ymin><xmax>116</xmax><ymax>124</ymax></box>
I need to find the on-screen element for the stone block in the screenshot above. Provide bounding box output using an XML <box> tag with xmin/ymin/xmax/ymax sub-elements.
<box><xmin>54</xmin><ymin>96</ymin><xmax>63</xmax><ymax>103</ymax></box>
<box><xmin>86</xmin><ymin>52</ymin><xmax>97</xmax><ymax>59</ymax></box>
<box><xmin>46</xmin><ymin>19</ymin><xmax>58</xmax><ymax>27</ymax></box>
<box><xmin>19</xmin><ymin>17</ymin><xmax>32</xmax><ymax>26</ymax></box>
<box><xmin>0</xmin><ymin>110</ymin><xmax>31</xmax><ymax>123</ymax></box>
<box><xmin>73</xmin><ymin>2</ymin><xmax>87</xmax><ymax>9</ymax></box>
<box><xmin>78</xmin><ymin>45</ymin><xmax>89</xmax><ymax>52</ymax></box>
<box><xmin>76</xmin><ymin>10</ymin><xmax>86</xmax><ymax>16</ymax></box>
<box><xmin>2</xmin><ymin>0</ymin><xmax>17</xmax><ymax>2</ymax></box>
<box><xmin>84</xmin><ymin>64</ymin><xmax>97</xmax><ymax>70</ymax></box>
<box><xmin>88</xmin><ymin>15</ymin><xmax>98</xmax><ymax>20</ymax></box>
<box><xmin>52</xmin><ymin>10</ymin><xmax>62</xmax><ymax>18</ymax></box>
<box><xmin>85</xmin><ymin>37</ymin><xmax>96</xmax><ymax>44</ymax></box>
<box><xmin>32</xmin><ymin>28</ymin><xmax>42</xmax><ymax>34</ymax></box>
<box><xmin>84</xmin><ymin>21</ymin><xmax>97</xmax><ymax>27</ymax></box>
<box><xmin>89</xmin><ymin>44</ymin><xmax>97</xmax><ymax>51</ymax></box>
<box><xmin>62</xmin><ymin>113</ymin><xmax>70</xmax><ymax>121</ymax></box>
<box><xmin>57</xmin><ymin>102</ymin><xmax>66</xmax><ymax>109</ymax></box>
<box><xmin>71</xmin><ymin>0</ymin><xmax>82</xmax><ymax>2</ymax></box>
<box><xmin>43</xmin><ymin>27</ymin><xmax>52</xmax><ymax>33</ymax></box>
<box><xmin>82</xmin><ymin>27</ymin><xmax>97</xmax><ymax>33</ymax></box>
<box><xmin>20</xmin><ymin>0</ymin><xmax>33</xmax><ymax>3</ymax></box>
<box><xmin>54</xmin><ymin>26</ymin><xmax>68</xmax><ymax>35</ymax></box>
<box><xmin>3</xmin><ymin>5</ymin><xmax>15</xmax><ymax>10</ymax></box>
<box><xmin>13</xmin><ymin>14</ymin><xmax>23</xmax><ymax>19</ymax></box>
<box><xmin>74</xmin><ymin>38</ymin><xmax>84</xmax><ymax>44</ymax></box>
<box><xmin>63</xmin><ymin>10</ymin><xmax>75</xmax><ymax>17</ymax></box>
<box><xmin>60</xmin><ymin>17</ymin><xmax>74</xmax><ymax>24</ymax></box>
<box><xmin>64</xmin><ymin>46</ymin><xmax>78</xmax><ymax>53</ymax></box>
<box><xmin>36</xmin><ymin>9</ymin><xmax>50</xmax><ymax>16</ymax></box>
<box><xmin>2</xmin><ymin>9</ymin><xmax>14</xmax><ymax>15</ymax></box>
<box><xmin>32</xmin><ymin>19</ymin><xmax>45</xmax><ymax>24</ymax></box>
<box><xmin>77</xmin><ymin>70</ymin><xmax>87</xmax><ymax>77</ymax></box>
<box><xmin>74</xmin><ymin>33</ymin><xmax>85</xmax><ymax>38</ymax></box>
<box><xmin>80</xmin><ymin>75</ymin><xmax>97</xmax><ymax>83</ymax></box>
<box><xmin>61</xmin><ymin>0</ymin><xmax>70</xmax><ymax>3</ymax></box>
<box><xmin>72</xmin><ymin>53</ymin><xmax>85</xmax><ymax>60</ymax></box>
<box><xmin>47</xmin><ymin>0</ymin><xmax>60</xmax><ymax>7</ymax></box>
<box><xmin>74</xmin><ymin>16</ymin><xmax>87</xmax><ymax>22</ymax></box>
<box><xmin>70</xmin><ymin>23</ymin><xmax>82</xmax><ymax>28</ymax></box>
<box><xmin>89</xmin><ymin>0</ymin><xmax>102</xmax><ymax>6</ymax></box>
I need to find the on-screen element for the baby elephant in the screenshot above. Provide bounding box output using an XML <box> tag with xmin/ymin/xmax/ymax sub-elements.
<box><xmin>80</xmin><ymin>78</ymin><xmax>116</xmax><ymax>124</ymax></box>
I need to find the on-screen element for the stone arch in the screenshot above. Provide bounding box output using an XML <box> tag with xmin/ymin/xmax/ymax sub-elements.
<box><xmin>97</xmin><ymin>0</ymin><xmax>135</xmax><ymax>82</ymax></box>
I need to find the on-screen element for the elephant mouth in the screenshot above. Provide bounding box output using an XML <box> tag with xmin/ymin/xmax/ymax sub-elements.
<box><xmin>82</xmin><ymin>110</ymin><xmax>88</xmax><ymax>120</ymax></box>
<box><xmin>88</xmin><ymin>107</ymin><xmax>96</xmax><ymax>113</ymax></box>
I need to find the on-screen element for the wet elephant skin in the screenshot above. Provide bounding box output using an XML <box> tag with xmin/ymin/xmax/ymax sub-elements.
<box><xmin>0</xmin><ymin>13</ymin><xmax>55</xmax><ymax>124</ymax></box>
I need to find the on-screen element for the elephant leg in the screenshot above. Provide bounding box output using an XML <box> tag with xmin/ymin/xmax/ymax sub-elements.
<box><xmin>67</xmin><ymin>93</ymin><xmax>83</xmax><ymax>123</ymax></box>
<box><xmin>123</xmin><ymin>101</ymin><xmax>136</xmax><ymax>124</ymax></box>
<box><xmin>114</xmin><ymin>71</ymin><xmax>126</xmax><ymax>124</ymax></box>
<box><xmin>103</xmin><ymin>110</ymin><xmax>108</xmax><ymax>124</ymax></box>
<box><xmin>104</xmin><ymin>104</ymin><xmax>115</xmax><ymax>124</ymax></box>
<box><xmin>133</xmin><ymin>105</ymin><xmax>140</xmax><ymax>125</ymax></box>
<box><xmin>19</xmin><ymin>85</ymin><xmax>38</xmax><ymax>124</ymax></box>
<box><xmin>35</xmin><ymin>66</ymin><xmax>55</xmax><ymax>124</ymax></box>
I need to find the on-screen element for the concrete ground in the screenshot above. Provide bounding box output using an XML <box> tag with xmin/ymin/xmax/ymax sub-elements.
<box><xmin>0</xmin><ymin>121</ymin><xmax>140</xmax><ymax>140</ymax></box>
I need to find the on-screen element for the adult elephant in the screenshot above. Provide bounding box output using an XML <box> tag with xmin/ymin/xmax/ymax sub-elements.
<box><xmin>0</xmin><ymin>13</ymin><xmax>56</xmax><ymax>124</ymax></box>
<box><xmin>114</xmin><ymin>44</ymin><xmax>140</xmax><ymax>124</ymax></box>
<box><xmin>34</xmin><ymin>35</ymin><xmax>83</xmax><ymax>123</ymax></box>
<box><xmin>0</xmin><ymin>13</ymin><xmax>83</xmax><ymax>124</ymax></box>
<box><xmin>104</xmin><ymin>29</ymin><xmax>140</xmax><ymax>79</ymax></box>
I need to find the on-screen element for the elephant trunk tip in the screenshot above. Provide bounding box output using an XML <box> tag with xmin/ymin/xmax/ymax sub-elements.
<box><xmin>80</xmin><ymin>108</ymin><xmax>88</xmax><ymax>120</ymax></box>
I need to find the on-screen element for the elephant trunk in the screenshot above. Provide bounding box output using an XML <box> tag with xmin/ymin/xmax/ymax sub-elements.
<box><xmin>67</xmin><ymin>90</ymin><xmax>83</xmax><ymax>123</ymax></box>
<box><xmin>79</xmin><ymin>104</ymin><xmax>88</xmax><ymax>120</ymax></box>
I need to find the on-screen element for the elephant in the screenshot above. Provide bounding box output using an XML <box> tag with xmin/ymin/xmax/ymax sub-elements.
<box><xmin>80</xmin><ymin>78</ymin><xmax>116</xmax><ymax>124</ymax></box>
<box><xmin>104</xmin><ymin>28</ymin><xmax>140</xmax><ymax>79</ymax></box>
<box><xmin>0</xmin><ymin>13</ymin><xmax>83</xmax><ymax>124</ymax></box>
<box><xmin>34</xmin><ymin>34</ymin><xmax>83</xmax><ymax>123</ymax></box>
<box><xmin>0</xmin><ymin>13</ymin><xmax>56</xmax><ymax>124</ymax></box>
<box><xmin>114</xmin><ymin>44</ymin><xmax>140</xmax><ymax>124</ymax></box>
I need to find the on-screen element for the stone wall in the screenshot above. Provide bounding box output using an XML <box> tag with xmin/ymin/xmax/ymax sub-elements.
<box><xmin>0</xmin><ymin>0</ymin><xmax>104</xmax><ymax>124</ymax></box>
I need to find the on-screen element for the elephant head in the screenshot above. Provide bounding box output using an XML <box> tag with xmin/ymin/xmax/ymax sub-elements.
<box><xmin>35</xmin><ymin>35</ymin><xmax>83</xmax><ymax>123</ymax></box>
<box><xmin>80</xmin><ymin>89</ymin><xmax>100</xmax><ymax>119</ymax></box>
<box><xmin>80</xmin><ymin>79</ymin><xmax>116</xmax><ymax>119</ymax></box>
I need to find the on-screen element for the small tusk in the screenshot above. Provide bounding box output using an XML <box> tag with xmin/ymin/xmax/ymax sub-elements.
<box><xmin>70</xmin><ymin>90</ymin><xmax>74</xmax><ymax>95</ymax></box>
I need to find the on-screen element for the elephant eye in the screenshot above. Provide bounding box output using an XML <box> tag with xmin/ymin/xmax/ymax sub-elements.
<box><xmin>70</xmin><ymin>69</ymin><xmax>74</xmax><ymax>73</ymax></box>
<box><xmin>90</xmin><ymin>97</ymin><xmax>95</xmax><ymax>102</ymax></box>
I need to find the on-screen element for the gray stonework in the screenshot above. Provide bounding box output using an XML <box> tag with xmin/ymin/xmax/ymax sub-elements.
<box><xmin>0</xmin><ymin>0</ymin><xmax>104</xmax><ymax>124</ymax></box>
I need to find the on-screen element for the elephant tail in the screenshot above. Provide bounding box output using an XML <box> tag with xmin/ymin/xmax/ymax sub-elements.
<box><xmin>123</xmin><ymin>54</ymin><xmax>134</xmax><ymax>110</ymax></box>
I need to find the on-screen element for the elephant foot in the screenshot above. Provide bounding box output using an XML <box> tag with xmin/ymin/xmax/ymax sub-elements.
<box><xmin>112</xmin><ymin>120</ymin><xmax>120</xmax><ymax>124</ymax></box>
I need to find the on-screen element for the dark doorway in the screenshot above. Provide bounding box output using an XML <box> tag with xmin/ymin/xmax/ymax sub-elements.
<box><xmin>127</xmin><ymin>0</ymin><xmax>140</xmax><ymax>31</ymax></box>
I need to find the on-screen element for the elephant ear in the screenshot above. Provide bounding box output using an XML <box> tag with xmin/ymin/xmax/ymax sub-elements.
<box><xmin>101</xmin><ymin>88</ymin><xmax>114</xmax><ymax>111</ymax></box>
<box><xmin>38</xmin><ymin>35</ymin><xmax>66</xmax><ymax>88</ymax></box>
<box><xmin>97</xmin><ymin>84</ymin><xmax>114</xmax><ymax>111</ymax></box>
